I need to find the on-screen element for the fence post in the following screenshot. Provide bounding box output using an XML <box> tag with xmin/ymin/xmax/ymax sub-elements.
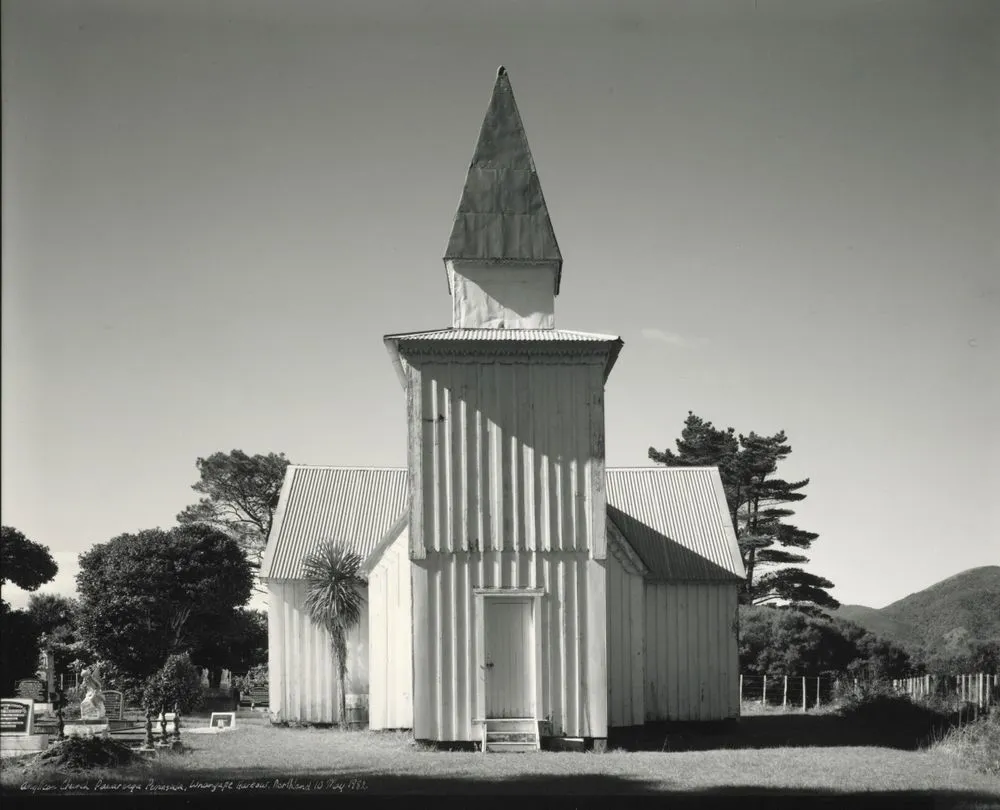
<box><xmin>740</xmin><ymin>674</ymin><xmax>744</xmax><ymax>704</ymax></box>
<box><xmin>783</xmin><ymin>676</ymin><xmax>788</xmax><ymax>709</ymax></box>
<box><xmin>802</xmin><ymin>676</ymin><xmax>806</xmax><ymax>711</ymax></box>
<box><xmin>816</xmin><ymin>677</ymin><xmax>821</xmax><ymax>709</ymax></box>
<box><xmin>763</xmin><ymin>675</ymin><xmax>767</xmax><ymax>706</ymax></box>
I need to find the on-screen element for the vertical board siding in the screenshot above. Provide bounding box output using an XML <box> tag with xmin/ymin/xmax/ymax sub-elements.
<box><xmin>368</xmin><ymin>529</ymin><xmax>413</xmax><ymax>730</ymax></box>
<box><xmin>267</xmin><ymin>582</ymin><xmax>369</xmax><ymax>724</ymax></box>
<box><xmin>606</xmin><ymin>552</ymin><xmax>645</xmax><ymax>727</ymax></box>
<box><xmin>416</xmin><ymin>359</ymin><xmax>607</xmax><ymax>556</ymax></box>
<box><xmin>644</xmin><ymin>583</ymin><xmax>739</xmax><ymax>721</ymax></box>
<box><xmin>411</xmin><ymin>552</ymin><xmax>605</xmax><ymax>742</ymax></box>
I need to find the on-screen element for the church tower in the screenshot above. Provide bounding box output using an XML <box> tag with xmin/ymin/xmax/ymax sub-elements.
<box><xmin>385</xmin><ymin>68</ymin><xmax>623</xmax><ymax>748</ymax></box>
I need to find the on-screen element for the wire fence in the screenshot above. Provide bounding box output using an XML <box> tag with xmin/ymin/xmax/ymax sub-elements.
<box><xmin>739</xmin><ymin>672</ymin><xmax>999</xmax><ymax>713</ymax></box>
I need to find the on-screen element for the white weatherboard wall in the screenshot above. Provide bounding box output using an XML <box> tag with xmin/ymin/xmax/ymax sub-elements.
<box><xmin>412</xmin><ymin>552</ymin><xmax>606</xmax><ymax>741</ymax></box>
<box><xmin>644</xmin><ymin>582</ymin><xmax>740</xmax><ymax>722</ymax></box>
<box><xmin>409</xmin><ymin>358</ymin><xmax>608</xmax><ymax>557</ymax></box>
<box><xmin>368</xmin><ymin>527</ymin><xmax>413</xmax><ymax>730</ymax></box>
<box><xmin>606</xmin><ymin>547</ymin><xmax>645</xmax><ymax>728</ymax></box>
<box><xmin>404</xmin><ymin>355</ymin><xmax>611</xmax><ymax>742</ymax></box>
<box><xmin>448</xmin><ymin>261</ymin><xmax>557</xmax><ymax>329</ymax></box>
<box><xmin>267</xmin><ymin>582</ymin><xmax>369</xmax><ymax>724</ymax></box>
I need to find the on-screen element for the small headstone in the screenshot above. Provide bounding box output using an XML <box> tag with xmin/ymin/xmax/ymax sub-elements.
<box><xmin>209</xmin><ymin>712</ymin><xmax>235</xmax><ymax>730</ymax></box>
<box><xmin>1</xmin><ymin>699</ymin><xmax>34</xmax><ymax>735</ymax></box>
<box><xmin>102</xmin><ymin>690</ymin><xmax>124</xmax><ymax>720</ymax></box>
<box><xmin>15</xmin><ymin>679</ymin><xmax>45</xmax><ymax>703</ymax></box>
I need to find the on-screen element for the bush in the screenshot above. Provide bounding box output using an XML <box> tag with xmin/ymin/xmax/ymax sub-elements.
<box><xmin>933</xmin><ymin>710</ymin><xmax>1000</xmax><ymax>776</ymax></box>
<box><xmin>141</xmin><ymin>653</ymin><xmax>204</xmax><ymax>714</ymax></box>
<box><xmin>231</xmin><ymin>663</ymin><xmax>267</xmax><ymax>695</ymax></box>
<box><xmin>833</xmin><ymin>677</ymin><xmax>957</xmax><ymax>747</ymax></box>
<box><xmin>833</xmin><ymin>676</ymin><xmax>902</xmax><ymax>709</ymax></box>
<box><xmin>36</xmin><ymin>736</ymin><xmax>139</xmax><ymax>771</ymax></box>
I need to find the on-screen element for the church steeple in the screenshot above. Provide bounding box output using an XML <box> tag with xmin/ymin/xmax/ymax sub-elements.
<box><xmin>444</xmin><ymin>67</ymin><xmax>562</xmax><ymax>329</ymax></box>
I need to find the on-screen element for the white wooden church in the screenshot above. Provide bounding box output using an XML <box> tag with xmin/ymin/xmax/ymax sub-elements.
<box><xmin>259</xmin><ymin>68</ymin><xmax>745</xmax><ymax>750</ymax></box>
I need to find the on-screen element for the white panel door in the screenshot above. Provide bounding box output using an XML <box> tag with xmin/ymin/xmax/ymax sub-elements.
<box><xmin>484</xmin><ymin>598</ymin><xmax>532</xmax><ymax>718</ymax></box>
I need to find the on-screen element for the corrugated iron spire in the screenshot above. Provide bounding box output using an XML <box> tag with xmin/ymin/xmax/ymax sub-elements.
<box><xmin>444</xmin><ymin>67</ymin><xmax>563</xmax><ymax>293</ymax></box>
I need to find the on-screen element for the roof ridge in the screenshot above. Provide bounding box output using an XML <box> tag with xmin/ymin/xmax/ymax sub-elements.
<box><xmin>289</xmin><ymin>464</ymin><xmax>407</xmax><ymax>471</ymax></box>
<box><xmin>607</xmin><ymin>466</ymin><xmax>721</xmax><ymax>471</ymax></box>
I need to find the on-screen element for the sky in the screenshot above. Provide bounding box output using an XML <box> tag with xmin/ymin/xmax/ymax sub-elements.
<box><xmin>2</xmin><ymin>0</ymin><xmax>998</xmax><ymax>613</ymax></box>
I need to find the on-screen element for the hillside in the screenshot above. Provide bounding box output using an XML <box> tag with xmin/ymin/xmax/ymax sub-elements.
<box><xmin>832</xmin><ymin>566</ymin><xmax>1000</xmax><ymax>663</ymax></box>
<box><xmin>833</xmin><ymin>604</ymin><xmax>922</xmax><ymax>649</ymax></box>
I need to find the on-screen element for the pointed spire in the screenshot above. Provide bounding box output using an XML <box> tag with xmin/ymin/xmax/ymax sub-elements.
<box><xmin>444</xmin><ymin>67</ymin><xmax>563</xmax><ymax>293</ymax></box>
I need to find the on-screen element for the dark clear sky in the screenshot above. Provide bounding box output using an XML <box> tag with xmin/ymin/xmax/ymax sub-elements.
<box><xmin>2</xmin><ymin>0</ymin><xmax>998</xmax><ymax>610</ymax></box>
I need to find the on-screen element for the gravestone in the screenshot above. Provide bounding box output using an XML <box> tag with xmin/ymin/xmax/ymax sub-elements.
<box><xmin>209</xmin><ymin>712</ymin><xmax>235</xmax><ymax>730</ymax></box>
<box><xmin>0</xmin><ymin>698</ymin><xmax>48</xmax><ymax>758</ymax></box>
<box><xmin>1</xmin><ymin>699</ymin><xmax>33</xmax><ymax>735</ymax></box>
<box><xmin>248</xmin><ymin>685</ymin><xmax>269</xmax><ymax>708</ymax></box>
<box><xmin>15</xmin><ymin>679</ymin><xmax>45</xmax><ymax>703</ymax></box>
<box><xmin>102</xmin><ymin>690</ymin><xmax>124</xmax><ymax>721</ymax></box>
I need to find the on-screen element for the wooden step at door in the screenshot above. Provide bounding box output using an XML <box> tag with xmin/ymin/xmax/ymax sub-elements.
<box><xmin>480</xmin><ymin>718</ymin><xmax>540</xmax><ymax>753</ymax></box>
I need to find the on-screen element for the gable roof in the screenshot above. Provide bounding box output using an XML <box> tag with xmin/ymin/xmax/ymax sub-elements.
<box><xmin>444</xmin><ymin>67</ymin><xmax>562</xmax><ymax>291</ymax></box>
<box><xmin>605</xmin><ymin>467</ymin><xmax>745</xmax><ymax>583</ymax></box>
<box><xmin>260</xmin><ymin>466</ymin><xmax>408</xmax><ymax>581</ymax></box>
<box><xmin>261</xmin><ymin>465</ymin><xmax>744</xmax><ymax>584</ymax></box>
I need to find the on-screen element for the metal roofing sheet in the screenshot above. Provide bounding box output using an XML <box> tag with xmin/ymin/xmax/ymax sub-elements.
<box><xmin>605</xmin><ymin>468</ymin><xmax>745</xmax><ymax>582</ymax></box>
<box><xmin>260</xmin><ymin>466</ymin><xmax>408</xmax><ymax>581</ymax></box>
<box><xmin>384</xmin><ymin>328</ymin><xmax>621</xmax><ymax>342</ymax></box>
<box><xmin>444</xmin><ymin>67</ymin><xmax>562</xmax><ymax>289</ymax></box>
<box><xmin>263</xmin><ymin>465</ymin><xmax>742</xmax><ymax>585</ymax></box>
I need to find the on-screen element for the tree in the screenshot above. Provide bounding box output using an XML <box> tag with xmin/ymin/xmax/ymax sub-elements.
<box><xmin>739</xmin><ymin>605</ymin><xmax>911</xmax><ymax>677</ymax></box>
<box><xmin>76</xmin><ymin>524</ymin><xmax>254</xmax><ymax>682</ymax></box>
<box><xmin>0</xmin><ymin>527</ymin><xmax>59</xmax><ymax>693</ymax></box>
<box><xmin>141</xmin><ymin>653</ymin><xmax>205</xmax><ymax>714</ymax></box>
<box><xmin>302</xmin><ymin>542</ymin><xmax>366</xmax><ymax>728</ymax></box>
<box><xmin>28</xmin><ymin>594</ymin><xmax>88</xmax><ymax>683</ymax></box>
<box><xmin>177</xmin><ymin>450</ymin><xmax>290</xmax><ymax>575</ymax></box>
<box><xmin>192</xmin><ymin>608</ymin><xmax>268</xmax><ymax>687</ymax></box>
<box><xmin>649</xmin><ymin>412</ymin><xmax>837</xmax><ymax>610</ymax></box>
<box><xmin>1</xmin><ymin>526</ymin><xmax>58</xmax><ymax>610</ymax></box>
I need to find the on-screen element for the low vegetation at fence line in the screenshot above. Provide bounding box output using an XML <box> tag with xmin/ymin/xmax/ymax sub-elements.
<box><xmin>932</xmin><ymin>711</ymin><xmax>1000</xmax><ymax>777</ymax></box>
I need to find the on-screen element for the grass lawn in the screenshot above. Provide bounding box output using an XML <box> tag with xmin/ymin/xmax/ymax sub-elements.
<box><xmin>2</xmin><ymin>713</ymin><xmax>999</xmax><ymax>805</ymax></box>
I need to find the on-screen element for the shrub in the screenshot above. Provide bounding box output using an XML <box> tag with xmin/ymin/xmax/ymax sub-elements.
<box><xmin>232</xmin><ymin>663</ymin><xmax>267</xmax><ymax>695</ymax></box>
<box><xmin>141</xmin><ymin>653</ymin><xmax>204</xmax><ymax>714</ymax></box>
<box><xmin>36</xmin><ymin>736</ymin><xmax>139</xmax><ymax>771</ymax></box>
<box><xmin>933</xmin><ymin>710</ymin><xmax>1000</xmax><ymax>776</ymax></box>
<box><xmin>834</xmin><ymin>677</ymin><xmax>957</xmax><ymax>746</ymax></box>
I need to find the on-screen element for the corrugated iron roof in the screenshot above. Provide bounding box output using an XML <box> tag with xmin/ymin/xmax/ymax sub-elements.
<box><xmin>262</xmin><ymin>465</ymin><xmax>743</xmax><ymax>585</ymax></box>
<box><xmin>444</xmin><ymin>67</ymin><xmax>562</xmax><ymax>292</ymax></box>
<box><xmin>260</xmin><ymin>466</ymin><xmax>408</xmax><ymax>581</ymax></box>
<box><xmin>384</xmin><ymin>328</ymin><xmax>621</xmax><ymax>342</ymax></box>
<box><xmin>383</xmin><ymin>328</ymin><xmax>625</xmax><ymax>385</ymax></box>
<box><xmin>606</xmin><ymin>468</ymin><xmax>745</xmax><ymax>583</ymax></box>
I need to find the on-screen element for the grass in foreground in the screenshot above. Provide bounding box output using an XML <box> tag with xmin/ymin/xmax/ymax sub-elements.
<box><xmin>2</xmin><ymin>721</ymin><xmax>999</xmax><ymax>799</ymax></box>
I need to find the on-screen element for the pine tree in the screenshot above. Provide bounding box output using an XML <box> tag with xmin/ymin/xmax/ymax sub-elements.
<box><xmin>649</xmin><ymin>411</ymin><xmax>837</xmax><ymax>609</ymax></box>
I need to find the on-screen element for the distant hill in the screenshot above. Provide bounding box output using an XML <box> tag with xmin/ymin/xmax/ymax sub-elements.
<box><xmin>831</xmin><ymin>566</ymin><xmax>1000</xmax><ymax>663</ymax></box>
